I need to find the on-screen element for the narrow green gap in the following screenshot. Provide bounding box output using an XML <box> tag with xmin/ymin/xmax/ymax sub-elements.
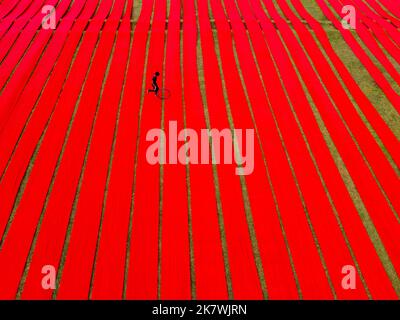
<box><xmin>157</xmin><ymin>0</ymin><xmax>170</xmax><ymax>301</ymax></box>
<box><xmin>195</xmin><ymin>0</ymin><xmax>233</xmax><ymax>299</ymax></box>
<box><xmin>132</xmin><ymin>0</ymin><xmax>142</xmax><ymax>22</ymax></box>
<box><xmin>179</xmin><ymin>11</ymin><xmax>197</xmax><ymax>299</ymax></box>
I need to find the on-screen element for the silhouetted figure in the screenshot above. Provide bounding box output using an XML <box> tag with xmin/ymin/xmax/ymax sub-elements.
<box><xmin>148</xmin><ymin>71</ymin><xmax>160</xmax><ymax>96</ymax></box>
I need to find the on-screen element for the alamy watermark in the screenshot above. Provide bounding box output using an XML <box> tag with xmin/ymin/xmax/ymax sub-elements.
<box><xmin>41</xmin><ymin>265</ymin><xmax>56</xmax><ymax>290</ymax></box>
<box><xmin>146</xmin><ymin>121</ymin><xmax>255</xmax><ymax>176</ymax></box>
